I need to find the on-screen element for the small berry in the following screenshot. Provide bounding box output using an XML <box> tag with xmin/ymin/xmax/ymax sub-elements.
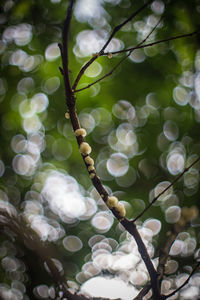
<box><xmin>65</xmin><ymin>112</ymin><xmax>70</xmax><ymax>119</ymax></box>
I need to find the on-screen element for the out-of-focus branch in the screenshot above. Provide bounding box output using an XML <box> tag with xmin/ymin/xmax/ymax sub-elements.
<box><xmin>157</xmin><ymin>205</ymin><xmax>199</xmax><ymax>297</ymax></box>
<box><xmin>0</xmin><ymin>208</ymin><xmax>121</xmax><ymax>300</ymax></box>
<box><xmin>72</xmin><ymin>0</ymin><xmax>154</xmax><ymax>91</ymax></box>
<box><xmin>161</xmin><ymin>262</ymin><xmax>200</xmax><ymax>300</ymax></box>
<box><xmin>157</xmin><ymin>222</ymin><xmax>186</xmax><ymax>283</ymax></box>
<box><xmin>132</xmin><ymin>156</ymin><xmax>200</xmax><ymax>222</ymax></box>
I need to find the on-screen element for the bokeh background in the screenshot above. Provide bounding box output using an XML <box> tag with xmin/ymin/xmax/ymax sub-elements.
<box><xmin>0</xmin><ymin>0</ymin><xmax>200</xmax><ymax>299</ymax></box>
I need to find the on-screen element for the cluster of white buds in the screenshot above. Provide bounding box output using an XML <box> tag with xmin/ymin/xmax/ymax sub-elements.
<box><xmin>78</xmin><ymin>128</ymin><xmax>91</xmax><ymax>154</ymax></box>
<box><xmin>84</xmin><ymin>154</ymin><xmax>96</xmax><ymax>179</ymax></box>
<box><xmin>106</xmin><ymin>196</ymin><xmax>126</xmax><ymax>219</ymax></box>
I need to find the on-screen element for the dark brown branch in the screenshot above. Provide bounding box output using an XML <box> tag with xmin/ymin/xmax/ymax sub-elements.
<box><xmin>72</xmin><ymin>55</ymin><xmax>99</xmax><ymax>91</ymax></box>
<box><xmin>132</xmin><ymin>156</ymin><xmax>200</xmax><ymax>222</ymax></box>
<box><xmin>133</xmin><ymin>284</ymin><xmax>151</xmax><ymax>300</ymax></box>
<box><xmin>74</xmin><ymin>15</ymin><xmax>162</xmax><ymax>93</ymax></box>
<box><xmin>60</xmin><ymin>3</ymin><xmax>163</xmax><ymax>299</ymax></box>
<box><xmin>72</xmin><ymin>0</ymin><xmax>154</xmax><ymax>91</ymax></box>
<box><xmin>74</xmin><ymin>55</ymin><xmax>128</xmax><ymax>93</ymax></box>
<box><xmin>161</xmin><ymin>262</ymin><xmax>200</xmax><ymax>300</ymax></box>
<box><xmin>102</xmin><ymin>31</ymin><xmax>198</xmax><ymax>56</ymax></box>
<box><xmin>62</xmin><ymin>0</ymin><xmax>73</xmax><ymax>68</ymax></box>
<box><xmin>59</xmin><ymin>0</ymin><xmax>74</xmax><ymax>108</ymax></box>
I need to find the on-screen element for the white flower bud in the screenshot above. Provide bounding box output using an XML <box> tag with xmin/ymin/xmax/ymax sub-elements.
<box><xmin>89</xmin><ymin>173</ymin><xmax>95</xmax><ymax>179</ymax></box>
<box><xmin>79</xmin><ymin>142</ymin><xmax>91</xmax><ymax>155</ymax></box>
<box><xmin>107</xmin><ymin>196</ymin><xmax>118</xmax><ymax>208</ymax></box>
<box><xmin>107</xmin><ymin>52</ymin><xmax>112</xmax><ymax>59</ymax></box>
<box><xmin>88</xmin><ymin>165</ymin><xmax>95</xmax><ymax>172</ymax></box>
<box><xmin>65</xmin><ymin>112</ymin><xmax>70</xmax><ymax>119</ymax></box>
<box><xmin>116</xmin><ymin>202</ymin><xmax>126</xmax><ymax>218</ymax></box>
<box><xmin>84</xmin><ymin>156</ymin><xmax>94</xmax><ymax>165</ymax></box>
<box><xmin>75</xmin><ymin>128</ymin><xmax>87</xmax><ymax>137</ymax></box>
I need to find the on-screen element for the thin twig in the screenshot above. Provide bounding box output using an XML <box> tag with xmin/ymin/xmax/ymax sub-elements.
<box><xmin>74</xmin><ymin>15</ymin><xmax>162</xmax><ymax>93</ymax></box>
<box><xmin>102</xmin><ymin>31</ymin><xmax>198</xmax><ymax>56</ymax></box>
<box><xmin>72</xmin><ymin>0</ymin><xmax>154</xmax><ymax>91</ymax></box>
<box><xmin>100</xmin><ymin>0</ymin><xmax>154</xmax><ymax>53</ymax></box>
<box><xmin>132</xmin><ymin>156</ymin><xmax>200</xmax><ymax>223</ymax></box>
<box><xmin>133</xmin><ymin>284</ymin><xmax>151</xmax><ymax>300</ymax></box>
<box><xmin>157</xmin><ymin>221</ymin><xmax>186</xmax><ymax>284</ymax></box>
<box><xmin>74</xmin><ymin>55</ymin><xmax>128</xmax><ymax>92</ymax></box>
<box><xmin>161</xmin><ymin>262</ymin><xmax>200</xmax><ymax>300</ymax></box>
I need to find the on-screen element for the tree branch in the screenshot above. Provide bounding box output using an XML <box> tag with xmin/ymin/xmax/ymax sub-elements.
<box><xmin>132</xmin><ymin>156</ymin><xmax>200</xmax><ymax>222</ymax></box>
<box><xmin>74</xmin><ymin>15</ymin><xmax>162</xmax><ymax>93</ymax></box>
<box><xmin>61</xmin><ymin>3</ymin><xmax>162</xmax><ymax>300</ymax></box>
<box><xmin>100</xmin><ymin>0</ymin><xmax>154</xmax><ymax>53</ymax></box>
<box><xmin>161</xmin><ymin>262</ymin><xmax>200</xmax><ymax>300</ymax></box>
<box><xmin>72</xmin><ymin>0</ymin><xmax>154</xmax><ymax>91</ymax></box>
<box><xmin>59</xmin><ymin>0</ymin><xmax>74</xmax><ymax>108</ymax></box>
<box><xmin>157</xmin><ymin>221</ymin><xmax>186</xmax><ymax>283</ymax></box>
<box><xmin>132</xmin><ymin>284</ymin><xmax>151</xmax><ymax>300</ymax></box>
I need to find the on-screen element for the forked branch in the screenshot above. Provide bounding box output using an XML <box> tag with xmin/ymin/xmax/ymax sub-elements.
<box><xmin>60</xmin><ymin>1</ymin><xmax>199</xmax><ymax>300</ymax></box>
<box><xmin>61</xmin><ymin>1</ymin><xmax>161</xmax><ymax>299</ymax></box>
<box><xmin>72</xmin><ymin>0</ymin><xmax>154</xmax><ymax>91</ymax></box>
<box><xmin>161</xmin><ymin>262</ymin><xmax>200</xmax><ymax>300</ymax></box>
<box><xmin>74</xmin><ymin>14</ymin><xmax>162</xmax><ymax>93</ymax></box>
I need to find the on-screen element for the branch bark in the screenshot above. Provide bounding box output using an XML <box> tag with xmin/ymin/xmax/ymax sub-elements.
<box><xmin>60</xmin><ymin>1</ymin><xmax>161</xmax><ymax>299</ymax></box>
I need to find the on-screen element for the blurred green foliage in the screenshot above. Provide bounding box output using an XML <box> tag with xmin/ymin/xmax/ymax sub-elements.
<box><xmin>0</xmin><ymin>0</ymin><xmax>200</xmax><ymax>299</ymax></box>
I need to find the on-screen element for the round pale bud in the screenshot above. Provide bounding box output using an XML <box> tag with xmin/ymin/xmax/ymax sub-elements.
<box><xmin>107</xmin><ymin>52</ymin><xmax>112</xmax><ymax>59</ymax></box>
<box><xmin>85</xmin><ymin>156</ymin><xmax>94</xmax><ymax>165</ymax></box>
<box><xmin>107</xmin><ymin>196</ymin><xmax>118</xmax><ymax>208</ymax></box>
<box><xmin>65</xmin><ymin>112</ymin><xmax>70</xmax><ymax>119</ymax></box>
<box><xmin>79</xmin><ymin>142</ymin><xmax>91</xmax><ymax>155</ymax></box>
<box><xmin>89</xmin><ymin>173</ymin><xmax>95</xmax><ymax>179</ymax></box>
<box><xmin>116</xmin><ymin>202</ymin><xmax>126</xmax><ymax>218</ymax></box>
<box><xmin>75</xmin><ymin>128</ymin><xmax>87</xmax><ymax>137</ymax></box>
<box><xmin>88</xmin><ymin>165</ymin><xmax>95</xmax><ymax>172</ymax></box>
